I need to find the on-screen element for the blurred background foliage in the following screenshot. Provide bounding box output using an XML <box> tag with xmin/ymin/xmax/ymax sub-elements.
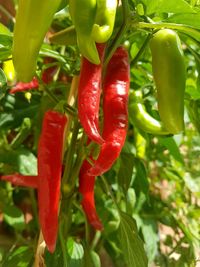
<box><xmin>0</xmin><ymin>0</ymin><xmax>199</xmax><ymax>266</ymax></box>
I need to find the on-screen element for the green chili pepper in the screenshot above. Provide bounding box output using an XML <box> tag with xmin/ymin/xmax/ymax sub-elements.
<box><xmin>13</xmin><ymin>0</ymin><xmax>62</xmax><ymax>82</ymax></box>
<box><xmin>129</xmin><ymin>91</ymin><xmax>169</xmax><ymax>135</ymax></box>
<box><xmin>69</xmin><ymin>0</ymin><xmax>100</xmax><ymax>64</ymax></box>
<box><xmin>150</xmin><ymin>29</ymin><xmax>186</xmax><ymax>134</ymax></box>
<box><xmin>49</xmin><ymin>26</ymin><xmax>77</xmax><ymax>46</ymax></box>
<box><xmin>92</xmin><ymin>0</ymin><xmax>117</xmax><ymax>43</ymax></box>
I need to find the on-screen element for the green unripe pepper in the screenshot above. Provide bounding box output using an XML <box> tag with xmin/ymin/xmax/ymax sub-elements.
<box><xmin>92</xmin><ymin>0</ymin><xmax>117</xmax><ymax>43</ymax></box>
<box><xmin>13</xmin><ymin>0</ymin><xmax>62</xmax><ymax>82</ymax></box>
<box><xmin>150</xmin><ymin>29</ymin><xmax>186</xmax><ymax>134</ymax></box>
<box><xmin>129</xmin><ymin>90</ymin><xmax>169</xmax><ymax>135</ymax></box>
<box><xmin>69</xmin><ymin>0</ymin><xmax>100</xmax><ymax>64</ymax></box>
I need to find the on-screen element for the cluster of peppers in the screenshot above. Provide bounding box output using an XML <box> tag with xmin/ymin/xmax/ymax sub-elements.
<box><xmin>0</xmin><ymin>0</ymin><xmax>186</xmax><ymax>255</ymax></box>
<box><xmin>78</xmin><ymin>44</ymin><xmax>130</xmax><ymax>230</ymax></box>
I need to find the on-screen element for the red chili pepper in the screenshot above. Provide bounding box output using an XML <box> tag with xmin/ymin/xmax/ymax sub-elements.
<box><xmin>78</xmin><ymin>43</ymin><xmax>106</xmax><ymax>145</ymax></box>
<box><xmin>10</xmin><ymin>58</ymin><xmax>58</xmax><ymax>93</ymax></box>
<box><xmin>10</xmin><ymin>77</ymin><xmax>39</xmax><ymax>94</ymax></box>
<box><xmin>88</xmin><ymin>46</ymin><xmax>130</xmax><ymax>176</ymax></box>
<box><xmin>42</xmin><ymin>57</ymin><xmax>59</xmax><ymax>84</ymax></box>
<box><xmin>0</xmin><ymin>173</ymin><xmax>38</xmax><ymax>188</ymax></box>
<box><xmin>1</xmin><ymin>111</ymin><xmax>66</xmax><ymax>253</ymax></box>
<box><xmin>42</xmin><ymin>66</ymin><xmax>58</xmax><ymax>84</ymax></box>
<box><xmin>79</xmin><ymin>159</ymin><xmax>103</xmax><ymax>231</ymax></box>
<box><xmin>37</xmin><ymin>110</ymin><xmax>67</xmax><ymax>253</ymax></box>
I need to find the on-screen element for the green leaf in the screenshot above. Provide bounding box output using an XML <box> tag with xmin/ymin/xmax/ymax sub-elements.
<box><xmin>0</xmin><ymin>68</ymin><xmax>7</xmax><ymax>99</ymax></box>
<box><xmin>0</xmin><ymin>93</ymin><xmax>40</xmax><ymax>131</ymax></box>
<box><xmin>158</xmin><ymin>136</ymin><xmax>184</xmax><ymax>164</ymax></box>
<box><xmin>82</xmin><ymin>247</ymin><xmax>94</xmax><ymax>267</ymax></box>
<box><xmin>133</xmin><ymin>158</ymin><xmax>149</xmax><ymax>196</ymax></box>
<box><xmin>166</xmin><ymin>13</ymin><xmax>200</xmax><ymax>29</ymax></box>
<box><xmin>67</xmin><ymin>237</ymin><xmax>84</xmax><ymax>267</ymax></box>
<box><xmin>183</xmin><ymin>173</ymin><xmax>200</xmax><ymax>193</ymax></box>
<box><xmin>0</xmin><ymin>68</ymin><xmax>7</xmax><ymax>88</ymax></box>
<box><xmin>126</xmin><ymin>188</ymin><xmax>136</xmax><ymax>215</ymax></box>
<box><xmin>0</xmin><ymin>23</ymin><xmax>12</xmax><ymax>36</ymax></box>
<box><xmin>45</xmin><ymin>243</ymin><xmax>63</xmax><ymax>267</ymax></box>
<box><xmin>90</xmin><ymin>251</ymin><xmax>101</xmax><ymax>267</ymax></box>
<box><xmin>0</xmin><ymin>187</ymin><xmax>9</xmax><ymax>208</ymax></box>
<box><xmin>3</xmin><ymin>205</ymin><xmax>25</xmax><ymax>230</ymax></box>
<box><xmin>0</xmin><ymin>105</ymin><xmax>38</xmax><ymax>131</ymax></box>
<box><xmin>2</xmin><ymin>246</ymin><xmax>33</xmax><ymax>267</ymax></box>
<box><xmin>186</xmin><ymin>85</ymin><xmax>200</xmax><ymax>100</ymax></box>
<box><xmin>141</xmin><ymin>219</ymin><xmax>158</xmax><ymax>263</ymax></box>
<box><xmin>118</xmin><ymin>153</ymin><xmax>135</xmax><ymax>193</ymax></box>
<box><xmin>82</xmin><ymin>246</ymin><xmax>101</xmax><ymax>267</ymax></box>
<box><xmin>119</xmin><ymin>212</ymin><xmax>148</xmax><ymax>267</ymax></box>
<box><xmin>40</xmin><ymin>47</ymin><xmax>66</xmax><ymax>63</ymax></box>
<box><xmin>0</xmin><ymin>49</ymin><xmax>11</xmax><ymax>61</ymax></box>
<box><xmin>0</xmin><ymin>34</ymin><xmax>12</xmax><ymax>61</ymax></box>
<box><xmin>0</xmin><ymin>148</ymin><xmax>37</xmax><ymax>175</ymax></box>
<box><xmin>142</xmin><ymin>0</ymin><xmax>195</xmax><ymax>14</ymax></box>
<box><xmin>0</xmin><ymin>34</ymin><xmax>12</xmax><ymax>48</ymax></box>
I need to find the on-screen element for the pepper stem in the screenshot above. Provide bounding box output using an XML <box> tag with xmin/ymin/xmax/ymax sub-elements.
<box><xmin>136</xmin><ymin>21</ymin><xmax>200</xmax><ymax>39</ymax></box>
<box><xmin>130</xmin><ymin>33</ymin><xmax>152</xmax><ymax>67</ymax></box>
<box><xmin>104</xmin><ymin>0</ymin><xmax>131</xmax><ymax>69</ymax></box>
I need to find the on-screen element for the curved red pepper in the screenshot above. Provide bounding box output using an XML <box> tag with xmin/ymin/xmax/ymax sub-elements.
<box><xmin>37</xmin><ymin>110</ymin><xmax>67</xmax><ymax>253</ymax></box>
<box><xmin>10</xmin><ymin>77</ymin><xmax>39</xmax><ymax>94</ymax></box>
<box><xmin>88</xmin><ymin>46</ymin><xmax>130</xmax><ymax>176</ymax></box>
<box><xmin>10</xmin><ymin>58</ymin><xmax>58</xmax><ymax>94</ymax></box>
<box><xmin>78</xmin><ymin>43</ymin><xmax>106</xmax><ymax>145</ymax></box>
<box><xmin>79</xmin><ymin>159</ymin><xmax>103</xmax><ymax>231</ymax></box>
<box><xmin>0</xmin><ymin>173</ymin><xmax>38</xmax><ymax>188</ymax></box>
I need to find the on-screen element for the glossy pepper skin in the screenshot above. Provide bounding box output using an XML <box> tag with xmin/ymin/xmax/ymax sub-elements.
<box><xmin>78</xmin><ymin>43</ymin><xmax>106</xmax><ymax>145</ymax></box>
<box><xmin>69</xmin><ymin>0</ymin><xmax>100</xmax><ymax>64</ymax></box>
<box><xmin>150</xmin><ymin>29</ymin><xmax>186</xmax><ymax>134</ymax></box>
<box><xmin>38</xmin><ymin>110</ymin><xmax>67</xmax><ymax>253</ymax></box>
<box><xmin>13</xmin><ymin>0</ymin><xmax>62</xmax><ymax>82</ymax></box>
<box><xmin>92</xmin><ymin>0</ymin><xmax>117</xmax><ymax>43</ymax></box>
<box><xmin>79</xmin><ymin>159</ymin><xmax>103</xmax><ymax>230</ymax></box>
<box><xmin>129</xmin><ymin>91</ymin><xmax>170</xmax><ymax>135</ymax></box>
<box><xmin>1</xmin><ymin>173</ymin><xmax>38</xmax><ymax>188</ymax></box>
<box><xmin>88</xmin><ymin>46</ymin><xmax>130</xmax><ymax>176</ymax></box>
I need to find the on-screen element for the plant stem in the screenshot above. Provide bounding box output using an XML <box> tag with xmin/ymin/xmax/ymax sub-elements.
<box><xmin>63</xmin><ymin>75</ymin><xmax>79</xmax><ymax>157</ymax></box>
<box><xmin>101</xmin><ymin>175</ymin><xmax>120</xmax><ymax>213</ymax></box>
<box><xmin>59</xmin><ymin>222</ymin><xmax>68</xmax><ymax>267</ymax></box>
<box><xmin>58</xmin><ymin>74</ymin><xmax>80</xmax><ymax>254</ymax></box>
<box><xmin>62</xmin><ymin>119</ymin><xmax>80</xmax><ymax>188</ymax></box>
<box><xmin>91</xmin><ymin>231</ymin><xmax>101</xmax><ymax>250</ymax></box>
<box><xmin>42</xmin><ymin>83</ymin><xmax>76</xmax><ymax>116</ymax></box>
<box><xmin>70</xmin><ymin>132</ymin><xmax>87</xmax><ymax>186</ymax></box>
<box><xmin>180</xmin><ymin>31</ymin><xmax>200</xmax><ymax>46</ymax></box>
<box><xmin>137</xmin><ymin>21</ymin><xmax>200</xmax><ymax>39</ymax></box>
<box><xmin>73</xmin><ymin>202</ymin><xmax>90</xmax><ymax>245</ymax></box>
<box><xmin>0</xmin><ymin>4</ymin><xmax>15</xmax><ymax>23</ymax></box>
<box><xmin>130</xmin><ymin>33</ymin><xmax>152</xmax><ymax>67</ymax></box>
<box><xmin>186</xmin><ymin>45</ymin><xmax>200</xmax><ymax>64</ymax></box>
<box><xmin>34</xmin><ymin>232</ymin><xmax>46</xmax><ymax>267</ymax></box>
<box><xmin>104</xmin><ymin>0</ymin><xmax>131</xmax><ymax>68</ymax></box>
<box><xmin>29</xmin><ymin>188</ymin><xmax>39</xmax><ymax>228</ymax></box>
